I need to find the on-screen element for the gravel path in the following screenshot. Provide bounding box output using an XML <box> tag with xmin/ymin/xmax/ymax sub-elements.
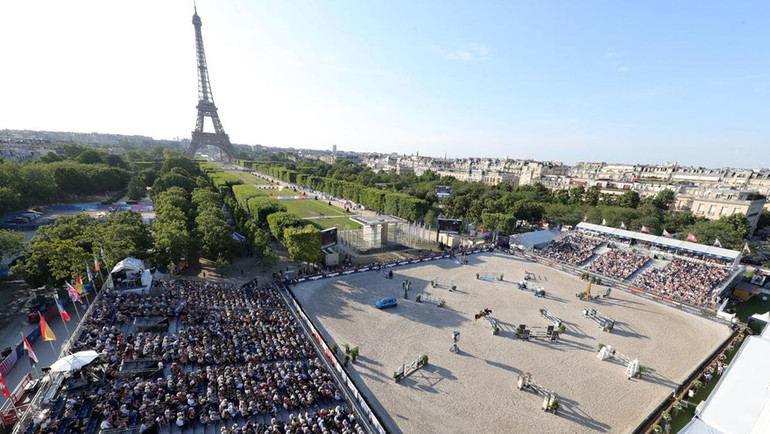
<box><xmin>292</xmin><ymin>252</ymin><xmax>730</xmax><ymax>433</ymax></box>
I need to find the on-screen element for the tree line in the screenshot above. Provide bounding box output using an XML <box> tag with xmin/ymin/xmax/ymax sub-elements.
<box><xmin>243</xmin><ymin>156</ymin><xmax>754</xmax><ymax>250</ymax></box>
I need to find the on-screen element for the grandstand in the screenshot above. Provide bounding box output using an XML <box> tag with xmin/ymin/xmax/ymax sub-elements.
<box><xmin>531</xmin><ymin>224</ymin><xmax>744</xmax><ymax>313</ymax></box>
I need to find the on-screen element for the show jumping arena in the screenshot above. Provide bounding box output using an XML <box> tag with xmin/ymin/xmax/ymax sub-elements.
<box><xmin>292</xmin><ymin>251</ymin><xmax>730</xmax><ymax>433</ymax></box>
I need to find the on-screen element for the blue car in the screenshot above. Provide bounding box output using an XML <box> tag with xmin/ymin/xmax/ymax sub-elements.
<box><xmin>376</xmin><ymin>297</ymin><xmax>398</xmax><ymax>309</ymax></box>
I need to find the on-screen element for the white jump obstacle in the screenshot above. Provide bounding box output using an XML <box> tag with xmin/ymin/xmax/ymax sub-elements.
<box><xmin>393</xmin><ymin>353</ymin><xmax>429</xmax><ymax>382</ymax></box>
<box><xmin>432</xmin><ymin>277</ymin><xmax>454</xmax><ymax>289</ymax></box>
<box><xmin>417</xmin><ymin>294</ymin><xmax>445</xmax><ymax>307</ymax></box>
<box><xmin>515</xmin><ymin>324</ymin><xmax>560</xmax><ymax>342</ymax></box>
<box><xmin>540</xmin><ymin>308</ymin><xmax>563</xmax><ymax>328</ymax></box>
<box><xmin>516</xmin><ymin>372</ymin><xmax>560</xmax><ymax>414</ymax></box>
<box><xmin>597</xmin><ymin>345</ymin><xmax>643</xmax><ymax>379</ymax></box>
<box><xmin>519</xmin><ymin>281</ymin><xmax>546</xmax><ymax>297</ymax></box>
<box><xmin>583</xmin><ymin>307</ymin><xmax>615</xmax><ymax>332</ymax></box>
<box><xmin>478</xmin><ymin>271</ymin><xmax>500</xmax><ymax>282</ymax></box>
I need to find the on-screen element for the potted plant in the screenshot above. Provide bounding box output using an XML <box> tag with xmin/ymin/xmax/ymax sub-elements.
<box><xmin>597</xmin><ymin>343</ymin><xmax>605</xmax><ymax>351</ymax></box>
<box><xmin>350</xmin><ymin>346</ymin><xmax>359</xmax><ymax>363</ymax></box>
<box><xmin>451</xmin><ymin>285</ymin><xmax>457</xmax><ymax>291</ymax></box>
<box><xmin>498</xmin><ymin>274</ymin><xmax>504</xmax><ymax>281</ymax></box>
<box><xmin>421</xmin><ymin>354</ymin><xmax>429</xmax><ymax>365</ymax></box>
<box><xmin>557</xmin><ymin>324</ymin><xmax>566</xmax><ymax>333</ymax></box>
<box><xmin>416</xmin><ymin>295</ymin><xmax>422</xmax><ymax>303</ymax></box>
<box><xmin>344</xmin><ymin>343</ymin><xmax>351</xmax><ymax>355</ymax></box>
<box><xmin>652</xmin><ymin>424</ymin><xmax>662</xmax><ymax>433</ymax></box>
<box><xmin>331</xmin><ymin>343</ymin><xmax>339</xmax><ymax>355</ymax></box>
<box><xmin>672</xmin><ymin>401</ymin><xmax>683</xmax><ymax>416</ymax></box>
<box><xmin>431</xmin><ymin>280</ymin><xmax>435</xmax><ymax>287</ymax></box>
<box><xmin>662</xmin><ymin>411</ymin><xmax>671</xmax><ymax>423</ymax></box>
<box><xmin>539</xmin><ymin>308</ymin><xmax>546</xmax><ymax>316</ymax></box>
<box><xmin>493</xmin><ymin>325</ymin><xmax>500</xmax><ymax>335</ymax></box>
<box><xmin>438</xmin><ymin>299</ymin><xmax>446</xmax><ymax>308</ymax></box>
<box><xmin>343</xmin><ymin>354</ymin><xmax>350</xmax><ymax>366</ymax></box>
<box><xmin>393</xmin><ymin>371</ymin><xmax>400</xmax><ymax>382</ymax></box>
<box><xmin>476</xmin><ymin>273</ymin><xmax>480</xmax><ymax>279</ymax></box>
<box><xmin>550</xmin><ymin>399</ymin><xmax>560</xmax><ymax>414</ymax></box>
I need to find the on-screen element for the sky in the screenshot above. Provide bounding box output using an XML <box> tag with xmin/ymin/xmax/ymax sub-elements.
<box><xmin>1</xmin><ymin>1</ymin><xmax>769</xmax><ymax>168</ymax></box>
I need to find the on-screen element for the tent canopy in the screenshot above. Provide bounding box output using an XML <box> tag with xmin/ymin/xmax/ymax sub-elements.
<box><xmin>575</xmin><ymin>222</ymin><xmax>740</xmax><ymax>261</ymax></box>
<box><xmin>510</xmin><ymin>230</ymin><xmax>559</xmax><ymax>250</ymax></box>
<box><xmin>110</xmin><ymin>257</ymin><xmax>144</xmax><ymax>275</ymax></box>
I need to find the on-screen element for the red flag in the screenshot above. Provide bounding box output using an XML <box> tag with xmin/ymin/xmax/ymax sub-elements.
<box><xmin>40</xmin><ymin>315</ymin><xmax>57</xmax><ymax>342</ymax></box>
<box><xmin>54</xmin><ymin>294</ymin><xmax>70</xmax><ymax>322</ymax></box>
<box><xmin>0</xmin><ymin>372</ymin><xmax>10</xmax><ymax>399</ymax></box>
<box><xmin>640</xmin><ymin>225</ymin><xmax>650</xmax><ymax>234</ymax></box>
<box><xmin>22</xmin><ymin>332</ymin><xmax>38</xmax><ymax>365</ymax></box>
<box><xmin>687</xmin><ymin>233</ymin><xmax>698</xmax><ymax>243</ymax></box>
<box><xmin>94</xmin><ymin>254</ymin><xmax>101</xmax><ymax>272</ymax></box>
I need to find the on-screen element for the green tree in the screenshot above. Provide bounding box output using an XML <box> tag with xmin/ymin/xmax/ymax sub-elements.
<box><xmin>616</xmin><ymin>191</ymin><xmax>641</xmax><ymax>209</ymax></box>
<box><xmin>77</xmin><ymin>149</ymin><xmax>107</xmax><ymax>165</ymax></box>
<box><xmin>652</xmin><ymin>189</ymin><xmax>676</xmax><ymax>210</ymax></box>
<box><xmin>267</xmin><ymin>212</ymin><xmax>304</xmax><ymax>242</ymax></box>
<box><xmin>127</xmin><ymin>176</ymin><xmax>147</xmax><ymax>201</ymax></box>
<box><xmin>569</xmin><ymin>185</ymin><xmax>586</xmax><ymax>204</ymax></box>
<box><xmin>0</xmin><ymin>229</ymin><xmax>25</xmax><ymax>268</ymax></box>
<box><xmin>284</xmin><ymin>225</ymin><xmax>322</xmax><ymax>264</ymax></box>
<box><xmin>424</xmin><ymin>207</ymin><xmax>441</xmax><ymax>228</ymax></box>
<box><xmin>0</xmin><ymin>186</ymin><xmax>22</xmax><ymax>215</ymax></box>
<box><xmin>584</xmin><ymin>186</ymin><xmax>600</xmax><ymax>207</ymax></box>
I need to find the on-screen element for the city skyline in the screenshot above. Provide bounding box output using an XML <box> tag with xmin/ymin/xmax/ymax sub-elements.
<box><xmin>0</xmin><ymin>1</ymin><xmax>768</xmax><ymax>167</ymax></box>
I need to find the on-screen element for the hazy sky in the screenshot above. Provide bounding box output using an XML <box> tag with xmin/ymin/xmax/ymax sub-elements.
<box><xmin>1</xmin><ymin>1</ymin><xmax>768</xmax><ymax>167</ymax></box>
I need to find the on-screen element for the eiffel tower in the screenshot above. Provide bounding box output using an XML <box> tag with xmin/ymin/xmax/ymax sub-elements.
<box><xmin>185</xmin><ymin>5</ymin><xmax>236</xmax><ymax>160</ymax></box>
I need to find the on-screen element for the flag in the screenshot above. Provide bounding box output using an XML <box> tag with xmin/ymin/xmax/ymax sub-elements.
<box><xmin>40</xmin><ymin>315</ymin><xmax>56</xmax><ymax>342</ymax></box>
<box><xmin>713</xmin><ymin>238</ymin><xmax>722</xmax><ymax>248</ymax></box>
<box><xmin>86</xmin><ymin>261</ymin><xmax>94</xmax><ymax>282</ymax></box>
<box><xmin>100</xmin><ymin>244</ymin><xmax>107</xmax><ymax>265</ymax></box>
<box><xmin>75</xmin><ymin>275</ymin><xmax>84</xmax><ymax>294</ymax></box>
<box><xmin>640</xmin><ymin>225</ymin><xmax>650</xmax><ymax>234</ymax></box>
<box><xmin>22</xmin><ymin>332</ymin><xmax>38</xmax><ymax>366</ymax></box>
<box><xmin>620</xmin><ymin>222</ymin><xmax>627</xmax><ymax>230</ymax></box>
<box><xmin>66</xmin><ymin>282</ymin><xmax>83</xmax><ymax>304</ymax></box>
<box><xmin>53</xmin><ymin>293</ymin><xmax>70</xmax><ymax>322</ymax></box>
<box><xmin>663</xmin><ymin>229</ymin><xmax>673</xmax><ymax>237</ymax></box>
<box><xmin>687</xmin><ymin>233</ymin><xmax>698</xmax><ymax>243</ymax></box>
<box><xmin>601</xmin><ymin>218</ymin><xmax>607</xmax><ymax>225</ymax></box>
<box><xmin>743</xmin><ymin>243</ymin><xmax>752</xmax><ymax>255</ymax></box>
<box><xmin>93</xmin><ymin>254</ymin><xmax>100</xmax><ymax>272</ymax></box>
<box><xmin>0</xmin><ymin>372</ymin><xmax>10</xmax><ymax>399</ymax></box>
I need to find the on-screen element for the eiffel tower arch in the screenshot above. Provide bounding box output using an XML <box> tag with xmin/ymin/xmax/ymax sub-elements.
<box><xmin>185</xmin><ymin>6</ymin><xmax>236</xmax><ymax>160</ymax></box>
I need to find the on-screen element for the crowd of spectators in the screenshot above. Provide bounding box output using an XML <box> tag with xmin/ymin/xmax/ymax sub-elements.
<box><xmin>30</xmin><ymin>278</ymin><xmax>364</xmax><ymax>434</ymax></box>
<box><xmin>586</xmin><ymin>249</ymin><xmax>650</xmax><ymax>281</ymax></box>
<box><xmin>634</xmin><ymin>258</ymin><xmax>730</xmax><ymax>307</ymax></box>
<box><xmin>538</xmin><ymin>233</ymin><xmax>603</xmax><ymax>265</ymax></box>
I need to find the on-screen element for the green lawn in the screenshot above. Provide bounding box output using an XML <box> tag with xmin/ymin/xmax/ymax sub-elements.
<box><xmin>306</xmin><ymin>217</ymin><xmax>362</xmax><ymax>230</ymax></box>
<box><xmin>226</xmin><ymin>170</ymin><xmax>273</xmax><ymax>185</ymax></box>
<box><xmin>283</xmin><ymin>199</ymin><xmax>347</xmax><ymax>218</ymax></box>
<box><xmin>734</xmin><ymin>294</ymin><xmax>770</xmax><ymax>322</ymax></box>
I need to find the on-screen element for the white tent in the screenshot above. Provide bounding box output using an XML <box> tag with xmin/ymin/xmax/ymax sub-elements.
<box><xmin>510</xmin><ymin>230</ymin><xmax>559</xmax><ymax>251</ymax></box>
<box><xmin>107</xmin><ymin>257</ymin><xmax>153</xmax><ymax>294</ymax></box>
<box><xmin>680</xmin><ymin>323</ymin><xmax>770</xmax><ymax>433</ymax></box>
<box><xmin>109</xmin><ymin>257</ymin><xmax>144</xmax><ymax>275</ymax></box>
